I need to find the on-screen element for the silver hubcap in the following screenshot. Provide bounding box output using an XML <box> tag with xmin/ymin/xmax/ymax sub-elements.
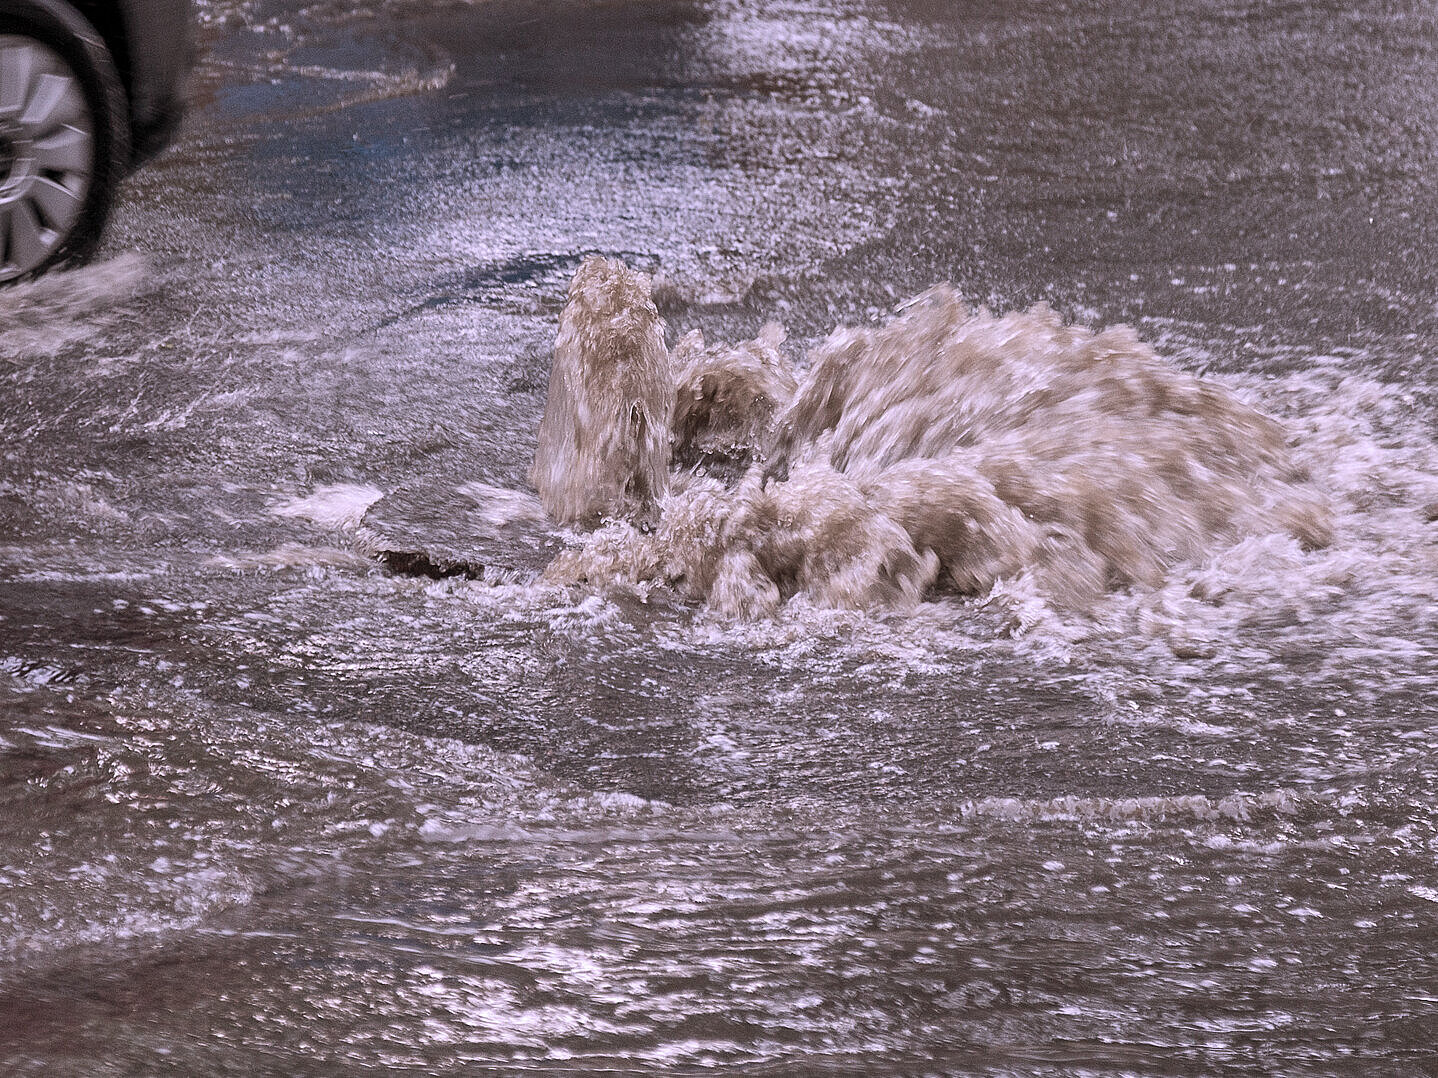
<box><xmin>0</xmin><ymin>35</ymin><xmax>94</xmax><ymax>281</ymax></box>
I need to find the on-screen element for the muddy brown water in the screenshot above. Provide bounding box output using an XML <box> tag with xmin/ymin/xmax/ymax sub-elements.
<box><xmin>2</xmin><ymin>0</ymin><xmax>1437</xmax><ymax>1073</ymax></box>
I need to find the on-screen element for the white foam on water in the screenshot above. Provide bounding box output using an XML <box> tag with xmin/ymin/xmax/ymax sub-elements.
<box><xmin>1076</xmin><ymin>361</ymin><xmax>1438</xmax><ymax>689</ymax></box>
<box><xmin>456</xmin><ymin>481</ymin><xmax>546</xmax><ymax>529</ymax></box>
<box><xmin>271</xmin><ymin>483</ymin><xmax>385</xmax><ymax>530</ymax></box>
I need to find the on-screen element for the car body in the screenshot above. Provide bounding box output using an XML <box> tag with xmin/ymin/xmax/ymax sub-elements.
<box><xmin>0</xmin><ymin>0</ymin><xmax>194</xmax><ymax>283</ymax></box>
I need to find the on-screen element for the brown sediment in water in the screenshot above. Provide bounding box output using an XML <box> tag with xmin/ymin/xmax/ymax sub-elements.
<box><xmin>670</xmin><ymin>321</ymin><xmax>795</xmax><ymax>483</ymax></box>
<box><xmin>530</xmin><ymin>256</ymin><xmax>672</xmax><ymax>526</ymax></box>
<box><xmin>533</xmin><ymin>262</ymin><xmax>1332</xmax><ymax>619</ymax></box>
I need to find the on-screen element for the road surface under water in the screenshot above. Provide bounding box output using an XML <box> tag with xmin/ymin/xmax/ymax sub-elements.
<box><xmin>2</xmin><ymin>0</ymin><xmax>1437</xmax><ymax>1073</ymax></box>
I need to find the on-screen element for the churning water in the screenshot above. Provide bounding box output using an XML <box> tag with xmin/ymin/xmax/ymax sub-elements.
<box><xmin>3</xmin><ymin>0</ymin><xmax>1438</xmax><ymax>1073</ymax></box>
<box><xmin>534</xmin><ymin>257</ymin><xmax>1332</xmax><ymax>623</ymax></box>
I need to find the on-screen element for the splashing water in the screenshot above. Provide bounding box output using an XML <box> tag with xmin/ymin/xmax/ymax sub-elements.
<box><xmin>530</xmin><ymin>257</ymin><xmax>672</xmax><ymax>526</ymax></box>
<box><xmin>535</xmin><ymin>258</ymin><xmax>1331</xmax><ymax>621</ymax></box>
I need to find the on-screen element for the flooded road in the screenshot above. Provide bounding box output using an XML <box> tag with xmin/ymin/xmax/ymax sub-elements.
<box><xmin>3</xmin><ymin>0</ymin><xmax>1438</xmax><ymax>1072</ymax></box>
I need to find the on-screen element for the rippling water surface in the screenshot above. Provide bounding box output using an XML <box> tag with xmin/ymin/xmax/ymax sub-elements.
<box><xmin>2</xmin><ymin>0</ymin><xmax>1437</xmax><ymax>1073</ymax></box>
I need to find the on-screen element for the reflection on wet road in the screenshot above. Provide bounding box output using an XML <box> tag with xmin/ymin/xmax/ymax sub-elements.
<box><xmin>2</xmin><ymin>0</ymin><xmax>1437</xmax><ymax>1072</ymax></box>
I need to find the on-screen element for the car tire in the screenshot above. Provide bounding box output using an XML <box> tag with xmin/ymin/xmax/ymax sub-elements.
<box><xmin>0</xmin><ymin>0</ymin><xmax>128</xmax><ymax>284</ymax></box>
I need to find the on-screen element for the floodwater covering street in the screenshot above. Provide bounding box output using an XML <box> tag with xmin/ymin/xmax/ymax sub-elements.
<box><xmin>3</xmin><ymin>0</ymin><xmax>1438</xmax><ymax>1072</ymax></box>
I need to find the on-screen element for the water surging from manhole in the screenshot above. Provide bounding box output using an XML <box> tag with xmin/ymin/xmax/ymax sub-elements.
<box><xmin>527</xmin><ymin>257</ymin><xmax>1330</xmax><ymax>623</ymax></box>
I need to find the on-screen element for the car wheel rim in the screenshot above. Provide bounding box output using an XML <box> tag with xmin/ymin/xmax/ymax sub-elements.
<box><xmin>0</xmin><ymin>35</ymin><xmax>94</xmax><ymax>282</ymax></box>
